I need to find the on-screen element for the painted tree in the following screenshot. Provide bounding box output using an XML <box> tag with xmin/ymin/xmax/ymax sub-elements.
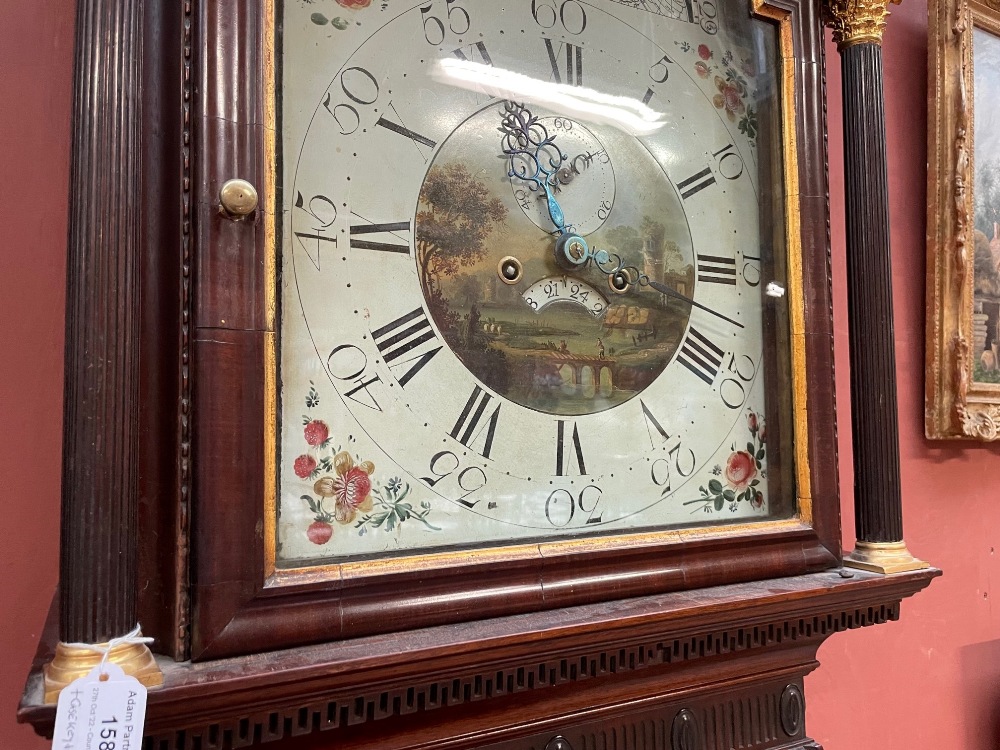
<box><xmin>975</xmin><ymin>158</ymin><xmax>1000</xmax><ymax>237</ymax></box>
<box><xmin>454</xmin><ymin>273</ymin><xmax>482</xmax><ymax>307</ymax></box>
<box><xmin>415</xmin><ymin>163</ymin><xmax>507</xmax><ymax>296</ymax></box>
<box><xmin>641</xmin><ymin>216</ymin><xmax>666</xmax><ymax>251</ymax></box>
<box><xmin>975</xmin><ymin>229</ymin><xmax>1000</xmax><ymax>298</ymax></box>
<box><xmin>604</xmin><ymin>224</ymin><xmax>643</xmax><ymax>258</ymax></box>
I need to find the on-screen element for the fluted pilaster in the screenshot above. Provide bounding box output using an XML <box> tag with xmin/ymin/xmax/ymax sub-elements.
<box><xmin>59</xmin><ymin>0</ymin><xmax>143</xmax><ymax>645</ymax></box>
<box><xmin>840</xmin><ymin>43</ymin><xmax>904</xmax><ymax>544</ymax></box>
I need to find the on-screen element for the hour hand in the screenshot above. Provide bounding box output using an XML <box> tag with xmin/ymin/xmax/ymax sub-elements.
<box><xmin>623</xmin><ymin>275</ymin><xmax>744</xmax><ymax>329</ymax></box>
<box><xmin>647</xmin><ymin>279</ymin><xmax>743</xmax><ymax>329</ymax></box>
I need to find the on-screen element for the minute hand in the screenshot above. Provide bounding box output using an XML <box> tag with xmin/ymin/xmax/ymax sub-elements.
<box><xmin>643</xmin><ymin>279</ymin><xmax>744</xmax><ymax>329</ymax></box>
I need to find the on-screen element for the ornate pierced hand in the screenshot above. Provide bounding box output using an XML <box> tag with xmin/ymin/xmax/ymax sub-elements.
<box><xmin>500</xmin><ymin>100</ymin><xmax>570</xmax><ymax>234</ymax></box>
<box><xmin>500</xmin><ymin>101</ymin><xmax>594</xmax><ymax>269</ymax></box>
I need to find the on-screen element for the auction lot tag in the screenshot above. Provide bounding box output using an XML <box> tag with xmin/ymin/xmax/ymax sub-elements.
<box><xmin>51</xmin><ymin>663</ymin><xmax>147</xmax><ymax>750</ymax></box>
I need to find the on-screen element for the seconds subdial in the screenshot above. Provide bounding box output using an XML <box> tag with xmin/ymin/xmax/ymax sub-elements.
<box><xmin>508</xmin><ymin>116</ymin><xmax>616</xmax><ymax>237</ymax></box>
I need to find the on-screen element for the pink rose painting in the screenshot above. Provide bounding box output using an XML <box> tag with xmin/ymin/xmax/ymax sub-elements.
<box><xmin>724</xmin><ymin>451</ymin><xmax>757</xmax><ymax>491</ymax></box>
<box><xmin>686</xmin><ymin>410</ymin><xmax>767</xmax><ymax>513</ymax></box>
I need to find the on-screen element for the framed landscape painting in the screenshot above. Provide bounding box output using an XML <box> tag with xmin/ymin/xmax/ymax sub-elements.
<box><xmin>926</xmin><ymin>0</ymin><xmax>1000</xmax><ymax>439</ymax></box>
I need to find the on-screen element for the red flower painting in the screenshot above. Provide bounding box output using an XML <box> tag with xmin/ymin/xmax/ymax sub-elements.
<box><xmin>724</xmin><ymin>451</ymin><xmax>757</xmax><ymax>491</ymax></box>
<box><xmin>294</xmin><ymin>385</ymin><xmax>439</xmax><ymax>544</ymax></box>
<box><xmin>713</xmin><ymin>76</ymin><xmax>746</xmax><ymax>121</ymax></box>
<box><xmin>303</xmin><ymin>419</ymin><xmax>329</xmax><ymax>446</ymax></box>
<box><xmin>686</xmin><ymin>410</ymin><xmax>767</xmax><ymax>513</ymax></box>
<box><xmin>293</xmin><ymin>454</ymin><xmax>318</xmax><ymax>479</ymax></box>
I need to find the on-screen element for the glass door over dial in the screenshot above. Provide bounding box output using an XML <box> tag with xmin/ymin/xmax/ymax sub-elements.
<box><xmin>274</xmin><ymin>0</ymin><xmax>797</xmax><ymax>566</ymax></box>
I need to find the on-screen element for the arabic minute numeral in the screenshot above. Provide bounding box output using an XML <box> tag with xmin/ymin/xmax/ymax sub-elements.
<box><xmin>712</xmin><ymin>144</ymin><xmax>745</xmax><ymax>180</ymax></box>
<box><xmin>699</xmin><ymin>0</ymin><xmax>719</xmax><ymax>34</ymax></box>
<box><xmin>322</xmin><ymin>66</ymin><xmax>379</xmax><ymax>136</ymax></box>
<box><xmin>420</xmin><ymin>0</ymin><xmax>471</xmax><ymax>45</ymax></box>
<box><xmin>643</xmin><ymin>54</ymin><xmax>675</xmax><ymax>104</ymax></box>
<box><xmin>650</xmin><ymin>440</ymin><xmax>697</xmax><ymax>493</ymax></box>
<box><xmin>326</xmin><ymin>344</ymin><xmax>383</xmax><ymax>412</ymax></box>
<box><xmin>677</xmin><ymin>144</ymin><xmax>745</xmax><ymax>200</ymax></box>
<box><xmin>531</xmin><ymin>0</ymin><xmax>587</xmax><ymax>34</ymax></box>
<box><xmin>420</xmin><ymin>450</ymin><xmax>488</xmax><ymax>509</ymax></box>
<box><xmin>293</xmin><ymin>192</ymin><xmax>338</xmax><ymax>272</ymax></box>
<box><xmin>742</xmin><ymin>253</ymin><xmax>762</xmax><ymax>287</ymax></box>
<box><xmin>718</xmin><ymin>353</ymin><xmax>757</xmax><ymax>410</ymax></box>
<box><xmin>544</xmin><ymin>485</ymin><xmax>603</xmax><ymax>527</ymax></box>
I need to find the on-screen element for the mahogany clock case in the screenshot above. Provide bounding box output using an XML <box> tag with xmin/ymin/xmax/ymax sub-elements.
<box><xmin>132</xmin><ymin>0</ymin><xmax>839</xmax><ymax>663</ymax></box>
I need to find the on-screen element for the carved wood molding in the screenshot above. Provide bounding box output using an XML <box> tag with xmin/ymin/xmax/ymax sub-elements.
<box><xmin>150</xmin><ymin>602</ymin><xmax>895</xmax><ymax>749</ymax></box>
<box><xmin>20</xmin><ymin>568</ymin><xmax>937</xmax><ymax>747</ymax></box>
<box><xmin>926</xmin><ymin>0</ymin><xmax>1000</xmax><ymax>439</ymax></box>
<box><xmin>481</xmin><ymin>681</ymin><xmax>814</xmax><ymax>750</ymax></box>
<box><xmin>176</xmin><ymin>0</ymin><xmax>195</xmax><ymax>661</ymax></box>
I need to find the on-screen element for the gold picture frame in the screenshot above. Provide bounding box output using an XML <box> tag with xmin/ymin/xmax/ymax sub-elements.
<box><xmin>926</xmin><ymin>0</ymin><xmax>1000</xmax><ymax>439</ymax></box>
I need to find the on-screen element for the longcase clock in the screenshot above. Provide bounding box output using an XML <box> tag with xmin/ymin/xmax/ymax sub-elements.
<box><xmin>17</xmin><ymin>0</ymin><xmax>937</xmax><ymax>746</ymax></box>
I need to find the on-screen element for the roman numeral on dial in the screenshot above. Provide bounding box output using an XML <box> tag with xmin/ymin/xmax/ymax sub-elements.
<box><xmin>640</xmin><ymin>399</ymin><xmax>670</xmax><ymax>449</ymax></box>
<box><xmin>375</xmin><ymin>117</ymin><xmax>437</xmax><ymax>149</ymax></box>
<box><xmin>677</xmin><ymin>167</ymin><xmax>716</xmax><ymax>200</ymax></box>
<box><xmin>697</xmin><ymin>254</ymin><xmax>737</xmax><ymax>285</ymax></box>
<box><xmin>375</xmin><ymin>102</ymin><xmax>437</xmax><ymax>162</ymax></box>
<box><xmin>452</xmin><ymin>42</ymin><xmax>496</xmax><ymax>101</ymax></box>
<box><xmin>677</xmin><ymin>327</ymin><xmax>724</xmax><ymax>386</ymax></box>
<box><xmin>450</xmin><ymin>385</ymin><xmax>501</xmax><ymax>459</ymax></box>
<box><xmin>452</xmin><ymin>41</ymin><xmax>493</xmax><ymax>66</ymax></box>
<box><xmin>555</xmin><ymin>420</ymin><xmax>587</xmax><ymax>476</ymax></box>
<box><xmin>678</xmin><ymin>145</ymin><xmax>744</xmax><ymax>201</ymax></box>
<box><xmin>350</xmin><ymin>217</ymin><xmax>411</xmax><ymax>254</ymax></box>
<box><xmin>544</xmin><ymin>38</ymin><xmax>583</xmax><ymax>86</ymax></box>
<box><xmin>371</xmin><ymin>308</ymin><xmax>442</xmax><ymax>387</ymax></box>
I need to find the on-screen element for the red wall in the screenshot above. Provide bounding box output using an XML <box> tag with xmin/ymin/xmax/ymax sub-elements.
<box><xmin>1</xmin><ymin>0</ymin><xmax>74</xmax><ymax>749</ymax></box>
<box><xmin>4</xmin><ymin>1</ymin><xmax>999</xmax><ymax>748</ymax></box>
<box><xmin>806</xmin><ymin>0</ymin><xmax>1000</xmax><ymax>747</ymax></box>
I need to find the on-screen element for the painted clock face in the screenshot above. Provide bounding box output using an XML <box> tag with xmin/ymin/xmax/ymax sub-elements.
<box><xmin>275</xmin><ymin>0</ymin><xmax>794</xmax><ymax>564</ymax></box>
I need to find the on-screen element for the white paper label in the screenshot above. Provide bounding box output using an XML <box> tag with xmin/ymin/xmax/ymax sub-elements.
<box><xmin>51</xmin><ymin>663</ymin><xmax>148</xmax><ymax>750</ymax></box>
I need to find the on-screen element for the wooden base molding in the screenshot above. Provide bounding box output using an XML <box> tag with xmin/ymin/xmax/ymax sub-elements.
<box><xmin>843</xmin><ymin>541</ymin><xmax>930</xmax><ymax>574</ymax></box>
<box><xmin>20</xmin><ymin>569</ymin><xmax>937</xmax><ymax>749</ymax></box>
<box><xmin>42</xmin><ymin>639</ymin><xmax>163</xmax><ymax>703</ymax></box>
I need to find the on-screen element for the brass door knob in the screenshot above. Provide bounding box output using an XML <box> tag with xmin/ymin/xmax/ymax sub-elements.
<box><xmin>219</xmin><ymin>179</ymin><xmax>259</xmax><ymax>219</ymax></box>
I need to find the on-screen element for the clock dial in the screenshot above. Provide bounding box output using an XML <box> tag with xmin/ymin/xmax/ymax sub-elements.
<box><xmin>276</xmin><ymin>0</ymin><xmax>793</xmax><ymax>564</ymax></box>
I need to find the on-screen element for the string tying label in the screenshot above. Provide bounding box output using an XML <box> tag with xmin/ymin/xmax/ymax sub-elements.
<box><xmin>51</xmin><ymin>625</ymin><xmax>151</xmax><ymax>750</ymax></box>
